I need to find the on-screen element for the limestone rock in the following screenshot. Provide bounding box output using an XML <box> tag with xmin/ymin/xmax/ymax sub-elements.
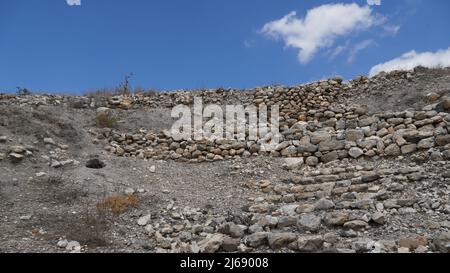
<box><xmin>267</xmin><ymin>232</ymin><xmax>297</xmax><ymax>249</ymax></box>
<box><xmin>348</xmin><ymin>147</ymin><xmax>364</xmax><ymax>158</ymax></box>
<box><xmin>199</xmin><ymin>234</ymin><xmax>224</xmax><ymax>253</ymax></box>
<box><xmin>297</xmin><ymin>213</ymin><xmax>322</xmax><ymax>232</ymax></box>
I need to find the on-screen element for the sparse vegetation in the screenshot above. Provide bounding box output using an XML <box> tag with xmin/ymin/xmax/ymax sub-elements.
<box><xmin>95</xmin><ymin>111</ymin><xmax>118</xmax><ymax>128</ymax></box>
<box><xmin>116</xmin><ymin>73</ymin><xmax>133</xmax><ymax>96</ymax></box>
<box><xmin>46</xmin><ymin>173</ymin><xmax>64</xmax><ymax>185</ymax></box>
<box><xmin>84</xmin><ymin>88</ymin><xmax>117</xmax><ymax>98</ymax></box>
<box><xmin>60</xmin><ymin>209</ymin><xmax>110</xmax><ymax>247</ymax></box>
<box><xmin>83</xmin><ymin>73</ymin><xmax>162</xmax><ymax>99</ymax></box>
<box><xmin>96</xmin><ymin>194</ymin><xmax>139</xmax><ymax>215</ymax></box>
<box><xmin>33</xmin><ymin>172</ymin><xmax>64</xmax><ymax>185</ymax></box>
<box><xmin>84</xmin><ymin>73</ymin><xmax>138</xmax><ymax>98</ymax></box>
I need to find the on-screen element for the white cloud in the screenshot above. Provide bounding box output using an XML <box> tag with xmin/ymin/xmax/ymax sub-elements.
<box><xmin>369</xmin><ymin>47</ymin><xmax>450</xmax><ymax>76</ymax></box>
<box><xmin>383</xmin><ymin>25</ymin><xmax>401</xmax><ymax>36</ymax></box>
<box><xmin>329</xmin><ymin>45</ymin><xmax>347</xmax><ymax>60</ymax></box>
<box><xmin>66</xmin><ymin>0</ymin><xmax>81</xmax><ymax>6</ymax></box>
<box><xmin>347</xmin><ymin>39</ymin><xmax>374</xmax><ymax>63</ymax></box>
<box><xmin>367</xmin><ymin>0</ymin><xmax>381</xmax><ymax>6</ymax></box>
<box><xmin>261</xmin><ymin>3</ymin><xmax>382</xmax><ymax>63</ymax></box>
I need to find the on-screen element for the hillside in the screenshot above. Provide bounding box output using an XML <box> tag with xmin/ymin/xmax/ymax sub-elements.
<box><xmin>0</xmin><ymin>67</ymin><xmax>449</xmax><ymax>253</ymax></box>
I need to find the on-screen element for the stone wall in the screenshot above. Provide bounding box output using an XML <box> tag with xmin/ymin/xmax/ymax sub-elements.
<box><xmin>2</xmin><ymin>69</ymin><xmax>450</xmax><ymax>166</ymax></box>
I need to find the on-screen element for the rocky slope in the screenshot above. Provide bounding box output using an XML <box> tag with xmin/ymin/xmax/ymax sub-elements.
<box><xmin>0</xmin><ymin>67</ymin><xmax>449</xmax><ymax>253</ymax></box>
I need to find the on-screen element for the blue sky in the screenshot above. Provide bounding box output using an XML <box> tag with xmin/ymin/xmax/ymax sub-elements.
<box><xmin>0</xmin><ymin>0</ymin><xmax>449</xmax><ymax>94</ymax></box>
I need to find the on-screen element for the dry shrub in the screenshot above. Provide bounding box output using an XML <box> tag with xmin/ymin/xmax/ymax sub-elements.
<box><xmin>95</xmin><ymin>111</ymin><xmax>118</xmax><ymax>128</ymax></box>
<box><xmin>96</xmin><ymin>194</ymin><xmax>139</xmax><ymax>215</ymax></box>
<box><xmin>44</xmin><ymin>173</ymin><xmax>64</xmax><ymax>185</ymax></box>
<box><xmin>84</xmin><ymin>88</ymin><xmax>116</xmax><ymax>99</ymax></box>
<box><xmin>69</xmin><ymin>210</ymin><xmax>110</xmax><ymax>247</ymax></box>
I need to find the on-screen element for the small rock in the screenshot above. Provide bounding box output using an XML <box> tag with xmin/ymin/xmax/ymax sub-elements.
<box><xmin>352</xmin><ymin>238</ymin><xmax>376</xmax><ymax>253</ymax></box>
<box><xmin>417</xmin><ymin>137</ymin><xmax>435</xmax><ymax>149</ymax></box>
<box><xmin>137</xmin><ymin>214</ymin><xmax>152</xmax><ymax>226</ymax></box>
<box><xmin>415</xmin><ymin>245</ymin><xmax>428</xmax><ymax>253</ymax></box>
<box><xmin>199</xmin><ymin>234</ymin><xmax>224</xmax><ymax>253</ymax></box>
<box><xmin>324</xmin><ymin>212</ymin><xmax>350</xmax><ymax>226</ymax></box>
<box><xmin>125</xmin><ymin>188</ymin><xmax>135</xmax><ymax>195</ymax></box>
<box><xmin>245</xmin><ymin>232</ymin><xmax>269</xmax><ymax>248</ymax></box>
<box><xmin>66</xmin><ymin>241</ymin><xmax>81</xmax><ymax>253</ymax></box>
<box><xmin>259</xmin><ymin>215</ymin><xmax>278</xmax><ymax>228</ymax></box>
<box><xmin>267</xmin><ymin>233</ymin><xmax>297</xmax><ymax>249</ymax></box>
<box><xmin>277</xmin><ymin>216</ymin><xmax>297</xmax><ymax>228</ymax></box>
<box><xmin>19</xmin><ymin>215</ymin><xmax>32</xmax><ymax>221</ymax></box>
<box><xmin>218</xmin><ymin>222</ymin><xmax>245</xmax><ymax>238</ymax></box>
<box><xmin>43</xmin><ymin>138</ymin><xmax>56</xmax><ymax>146</ymax></box>
<box><xmin>348</xmin><ymin>147</ymin><xmax>364</xmax><ymax>159</ymax></box>
<box><xmin>440</xmin><ymin>97</ymin><xmax>450</xmax><ymax>111</ymax></box>
<box><xmin>221</xmin><ymin>236</ymin><xmax>240</xmax><ymax>252</ymax></box>
<box><xmin>9</xmin><ymin>153</ymin><xmax>24</xmax><ymax>163</ymax></box>
<box><xmin>248</xmin><ymin>224</ymin><xmax>263</xmax><ymax>234</ymax></box>
<box><xmin>248</xmin><ymin>204</ymin><xmax>270</xmax><ymax>213</ymax></box>
<box><xmin>398</xmin><ymin>236</ymin><xmax>428</xmax><ymax>250</ymax></box>
<box><xmin>397</xmin><ymin>247</ymin><xmax>410</xmax><ymax>253</ymax></box>
<box><xmin>401</xmin><ymin>144</ymin><xmax>417</xmax><ymax>154</ymax></box>
<box><xmin>36</xmin><ymin>172</ymin><xmax>47</xmax><ymax>177</ymax></box>
<box><xmin>385</xmin><ymin>144</ymin><xmax>400</xmax><ymax>156</ymax></box>
<box><xmin>283</xmin><ymin>157</ymin><xmax>304</xmax><ymax>170</ymax></box>
<box><xmin>323</xmin><ymin>233</ymin><xmax>338</xmax><ymax>244</ymax></box>
<box><xmin>313</xmin><ymin>198</ymin><xmax>335</xmax><ymax>211</ymax></box>
<box><xmin>321</xmin><ymin>151</ymin><xmax>339</xmax><ymax>163</ymax></box>
<box><xmin>9</xmin><ymin>145</ymin><xmax>26</xmax><ymax>154</ymax></box>
<box><xmin>297</xmin><ymin>235</ymin><xmax>324</xmax><ymax>252</ymax></box>
<box><xmin>432</xmin><ymin>232</ymin><xmax>450</xmax><ymax>253</ymax></box>
<box><xmin>425</xmin><ymin>92</ymin><xmax>441</xmax><ymax>102</ymax></box>
<box><xmin>280</xmin><ymin>204</ymin><xmax>299</xmax><ymax>215</ymax></box>
<box><xmin>149</xmin><ymin>165</ymin><xmax>156</xmax><ymax>173</ymax></box>
<box><xmin>57</xmin><ymin>239</ymin><xmax>68</xmax><ymax>248</ymax></box>
<box><xmin>436</xmin><ymin>135</ymin><xmax>450</xmax><ymax>146</ymax></box>
<box><xmin>343</xmin><ymin>220</ymin><xmax>368</xmax><ymax>230</ymax></box>
<box><xmin>371</xmin><ymin>212</ymin><xmax>386</xmax><ymax>225</ymax></box>
<box><xmin>297</xmin><ymin>213</ymin><xmax>322</xmax><ymax>232</ymax></box>
<box><xmin>96</xmin><ymin>107</ymin><xmax>111</xmax><ymax>114</ymax></box>
<box><xmin>305</xmin><ymin>156</ymin><xmax>319</xmax><ymax>166</ymax></box>
<box><xmin>295</xmin><ymin>204</ymin><xmax>315</xmax><ymax>214</ymax></box>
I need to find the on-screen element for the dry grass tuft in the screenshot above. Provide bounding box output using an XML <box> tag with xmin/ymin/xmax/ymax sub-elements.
<box><xmin>95</xmin><ymin>111</ymin><xmax>118</xmax><ymax>128</ymax></box>
<box><xmin>96</xmin><ymin>194</ymin><xmax>139</xmax><ymax>215</ymax></box>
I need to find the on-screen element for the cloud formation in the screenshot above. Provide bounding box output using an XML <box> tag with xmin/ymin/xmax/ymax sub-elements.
<box><xmin>347</xmin><ymin>39</ymin><xmax>374</xmax><ymax>63</ymax></box>
<box><xmin>261</xmin><ymin>3</ymin><xmax>382</xmax><ymax>63</ymax></box>
<box><xmin>66</xmin><ymin>0</ymin><xmax>81</xmax><ymax>6</ymax></box>
<box><xmin>329</xmin><ymin>44</ymin><xmax>348</xmax><ymax>60</ymax></box>
<box><xmin>367</xmin><ymin>0</ymin><xmax>381</xmax><ymax>6</ymax></box>
<box><xmin>369</xmin><ymin>47</ymin><xmax>450</xmax><ymax>76</ymax></box>
<box><xmin>383</xmin><ymin>25</ymin><xmax>401</xmax><ymax>36</ymax></box>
